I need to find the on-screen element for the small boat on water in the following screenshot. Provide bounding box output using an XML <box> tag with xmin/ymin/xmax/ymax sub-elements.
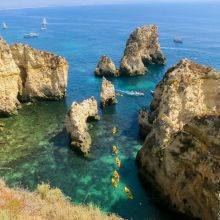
<box><xmin>2</xmin><ymin>22</ymin><xmax>8</xmax><ymax>29</ymax></box>
<box><xmin>173</xmin><ymin>37</ymin><xmax>183</xmax><ymax>43</ymax></box>
<box><xmin>112</xmin><ymin>126</ymin><xmax>117</xmax><ymax>135</ymax></box>
<box><xmin>24</xmin><ymin>32</ymin><xmax>39</xmax><ymax>38</ymax></box>
<box><xmin>41</xmin><ymin>18</ymin><xmax>47</xmax><ymax>30</ymax></box>
<box><xmin>124</xmin><ymin>186</ymin><xmax>134</xmax><ymax>200</ymax></box>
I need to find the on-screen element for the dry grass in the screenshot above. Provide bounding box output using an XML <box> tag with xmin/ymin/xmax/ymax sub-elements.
<box><xmin>0</xmin><ymin>180</ymin><xmax>120</xmax><ymax>220</ymax></box>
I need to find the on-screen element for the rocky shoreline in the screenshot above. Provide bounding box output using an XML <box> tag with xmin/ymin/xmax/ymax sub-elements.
<box><xmin>137</xmin><ymin>59</ymin><xmax>220</xmax><ymax>220</ymax></box>
<box><xmin>1</xmin><ymin>23</ymin><xmax>220</xmax><ymax>220</ymax></box>
<box><xmin>0</xmin><ymin>37</ymin><xmax>68</xmax><ymax>116</ymax></box>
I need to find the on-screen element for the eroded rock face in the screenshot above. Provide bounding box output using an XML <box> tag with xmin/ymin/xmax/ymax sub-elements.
<box><xmin>66</xmin><ymin>97</ymin><xmax>100</xmax><ymax>155</ymax></box>
<box><xmin>120</xmin><ymin>25</ymin><xmax>165</xmax><ymax>76</ymax></box>
<box><xmin>0</xmin><ymin>38</ymin><xmax>22</xmax><ymax>116</ymax></box>
<box><xmin>138</xmin><ymin>108</ymin><xmax>151</xmax><ymax>139</ymax></box>
<box><xmin>100</xmin><ymin>77</ymin><xmax>116</xmax><ymax>107</ymax></box>
<box><xmin>10</xmin><ymin>44</ymin><xmax>68</xmax><ymax>101</ymax></box>
<box><xmin>95</xmin><ymin>56</ymin><xmax>119</xmax><ymax>77</ymax></box>
<box><xmin>137</xmin><ymin>59</ymin><xmax>220</xmax><ymax>220</ymax></box>
<box><xmin>0</xmin><ymin>38</ymin><xmax>68</xmax><ymax>116</ymax></box>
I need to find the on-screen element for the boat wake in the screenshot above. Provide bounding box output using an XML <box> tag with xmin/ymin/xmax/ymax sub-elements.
<box><xmin>116</xmin><ymin>89</ymin><xmax>145</xmax><ymax>96</ymax></box>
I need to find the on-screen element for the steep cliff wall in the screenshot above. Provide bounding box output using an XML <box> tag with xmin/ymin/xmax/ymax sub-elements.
<box><xmin>137</xmin><ymin>59</ymin><xmax>220</xmax><ymax>219</ymax></box>
<box><xmin>0</xmin><ymin>38</ymin><xmax>68</xmax><ymax>116</ymax></box>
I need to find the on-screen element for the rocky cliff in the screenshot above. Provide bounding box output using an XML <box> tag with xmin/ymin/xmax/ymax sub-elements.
<box><xmin>10</xmin><ymin>43</ymin><xmax>68</xmax><ymax>101</ymax></box>
<box><xmin>0</xmin><ymin>38</ymin><xmax>68</xmax><ymax>116</ymax></box>
<box><xmin>120</xmin><ymin>25</ymin><xmax>165</xmax><ymax>76</ymax></box>
<box><xmin>0</xmin><ymin>38</ymin><xmax>21</xmax><ymax>116</ymax></box>
<box><xmin>95</xmin><ymin>56</ymin><xmax>119</xmax><ymax>77</ymax></box>
<box><xmin>137</xmin><ymin>59</ymin><xmax>220</xmax><ymax>219</ymax></box>
<box><xmin>66</xmin><ymin>97</ymin><xmax>100</xmax><ymax>155</ymax></box>
<box><xmin>100</xmin><ymin>77</ymin><xmax>116</xmax><ymax>107</ymax></box>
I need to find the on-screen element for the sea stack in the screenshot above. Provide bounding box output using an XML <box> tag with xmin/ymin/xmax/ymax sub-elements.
<box><xmin>100</xmin><ymin>77</ymin><xmax>116</xmax><ymax>107</ymax></box>
<box><xmin>136</xmin><ymin>59</ymin><xmax>220</xmax><ymax>220</ymax></box>
<box><xmin>0</xmin><ymin>37</ymin><xmax>68</xmax><ymax>116</ymax></box>
<box><xmin>66</xmin><ymin>97</ymin><xmax>100</xmax><ymax>156</ymax></box>
<box><xmin>120</xmin><ymin>25</ymin><xmax>166</xmax><ymax>76</ymax></box>
<box><xmin>95</xmin><ymin>56</ymin><xmax>119</xmax><ymax>77</ymax></box>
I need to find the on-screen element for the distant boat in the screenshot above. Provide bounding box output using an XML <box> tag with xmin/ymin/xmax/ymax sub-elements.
<box><xmin>173</xmin><ymin>37</ymin><xmax>183</xmax><ymax>44</ymax></box>
<box><xmin>41</xmin><ymin>18</ymin><xmax>47</xmax><ymax>30</ymax></box>
<box><xmin>2</xmin><ymin>22</ymin><xmax>8</xmax><ymax>29</ymax></box>
<box><xmin>24</xmin><ymin>32</ymin><xmax>39</xmax><ymax>38</ymax></box>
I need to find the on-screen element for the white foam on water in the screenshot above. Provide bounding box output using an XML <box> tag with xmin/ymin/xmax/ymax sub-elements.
<box><xmin>116</xmin><ymin>89</ymin><xmax>145</xmax><ymax>96</ymax></box>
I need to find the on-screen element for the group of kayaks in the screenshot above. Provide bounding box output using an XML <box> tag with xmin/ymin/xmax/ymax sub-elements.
<box><xmin>111</xmin><ymin>126</ymin><xmax>134</xmax><ymax>200</ymax></box>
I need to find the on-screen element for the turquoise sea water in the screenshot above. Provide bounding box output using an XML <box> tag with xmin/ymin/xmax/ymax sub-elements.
<box><xmin>0</xmin><ymin>3</ymin><xmax>220</xmax><ymax>219</ymax></box>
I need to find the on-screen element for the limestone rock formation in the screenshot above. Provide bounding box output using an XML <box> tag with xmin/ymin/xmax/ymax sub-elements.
<box><xmin>0</xmin><ymin>37</ymin><xmax>68</xmax><ymax>116</ymax></box>
<box><xmin>10</xmin><ymin>43</ymin><xmax>68</xmax><ymax>101</ymax></box>
<box><xmin>100</xmin><ymin>77</ymin><xmax>116</xmax><ymax>107</ymax></box>
<box><xmin>66</xmin><ymin>97</ymin><xmax>100</xmax><ymax>155</ymax></box>
<box><xmin>137</xmin><ymin>59</ymin><xmax>220</xmax><ymax>220</ymax></box>
<box><xmin>138</xmin><ymin>108</ymin><xmax>151</xmax><ymax>139</ymax></box>
<box><xmin>120</xmin><ymin>25</ymin><xmax>166</xmax><ymax>76</ymax></box>
<box><xmin>95</xmin><ymin>56</ymin><xmax>119</xmax><ymax>77</ymax></box>
<box><xmin>0</xmin><ymin>38</ymin><xmax>21</xmax><ymax>116</ymax></box>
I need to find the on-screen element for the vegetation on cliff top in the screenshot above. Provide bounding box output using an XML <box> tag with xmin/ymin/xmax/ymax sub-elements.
<box><xmin>0</xmin><ymin>179</ymin><xmax>119</xmax><ymax>220</ymax></box>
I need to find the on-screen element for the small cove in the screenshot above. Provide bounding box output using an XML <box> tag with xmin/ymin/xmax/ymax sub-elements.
<box><xmin>0</xmin><ymin>3</ymin><xmax>220</xmax><ymax>219</ymax></box>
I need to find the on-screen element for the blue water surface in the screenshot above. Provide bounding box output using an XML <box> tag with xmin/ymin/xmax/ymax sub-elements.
<box><xmin>0</xmin><ymin>2</ymin><xmax>219</xmax><ymax>220</ymax></box>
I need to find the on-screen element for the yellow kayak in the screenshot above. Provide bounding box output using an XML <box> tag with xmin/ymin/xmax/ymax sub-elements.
<box><xmin>111</xmin><ymin>177</ymin><xmax>118</xmax><ymax>188</ymax></box>
<box><xmin>112</xmin><ymin>145</ymin><xmax>118</xmax><ymax>155</ymax></box>
<box><xmin>111</xmin><ymin>170</ymin><xmax>120</xmax><ymax>188</ymax></box>
<box><xmin>113</xmin><ymin>170</ymin><xmax>120</xmax><ymax>180</ymax></box>
<box><xmin>115</xmin><ymin>156</ymin><xmax>121</xmax><ymax>168</ymax></box>
<box><xmin>112</xmin><ymin>126</ymin><xmax>117</xmax><ymax>135</ymax></box>
<box><xmin>124</xmin><ymin>186</ymin><xmax>133</xmax><ymax>199</ymax></box>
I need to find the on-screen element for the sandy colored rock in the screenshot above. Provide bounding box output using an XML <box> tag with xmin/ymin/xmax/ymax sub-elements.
<box><xmin>66</xmin><ymin>97</ymin><xmax>100</xmax><ymax>155</ymax></box>
<box><xmin>10</xmin><ymin>43</ymin><xmax>68</xmax><ymax>101</ymax></box>
<box><xmin>95</xmin><ymin>56</ymin><xmax>119</xmax><ymax>77</ymax></box>
<box><xmin>0</xmin><ymin>38</ymin><xmax>21</xmax><ymax>116</ymax></box>
<box><xmin>120</xmin><ymin>25</ymin><xmax>165</xmax><ymax>76</ymax></box>
<box><xmin>0</xmin><ymin>37</ymin><xmax>68</xmax><ymax>116</ymax></box>
<box><xmin>137</xmin><ymin>59</ymin><xmax>220</xmax><ymax>220</ymax></box>
<box><xmin>100</xmin><ymin>77</ymin><xmax>116</xmax><ymax>107</ymax></box>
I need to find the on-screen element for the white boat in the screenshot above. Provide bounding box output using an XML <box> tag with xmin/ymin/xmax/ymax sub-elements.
<box><xmin>41</xmin><ymin>18</ymin><xmax>47</xmax><ymax>29</ymax></box>
<box><xmin>173</xmin><ymin>37</ymin><xmax>183</xmax><ymax>43</ymax></box>
<box><xmin>2</xmin><ymin>22</ymin><xmax>8</xmax><ymax>29</ymax></box>
<box><xmin>24</xmin><ymin>32</ymin><xmax>39</xmax><ymax>38</ymax></box>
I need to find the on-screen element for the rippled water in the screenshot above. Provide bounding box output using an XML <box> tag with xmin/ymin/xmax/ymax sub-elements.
<box><xmin>0</xmin><ymin>3</ymin><xmax>219</xmax><ymax>219</ymax></box>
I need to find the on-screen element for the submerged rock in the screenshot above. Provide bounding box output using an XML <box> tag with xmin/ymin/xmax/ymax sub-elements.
<box><xmin>120</xmin><ymin>25</ymin><xmax>166</xmax><ymax>76</ymax></box>
<box><xmin>137</xmin><ymin>59</ymin><xmax>220</xmax><ymax>220</ymax></box>
<box><xmin>66</xmin><ymin>97</ymin><xmax>100</xmax><ymax>155</ymax></box>
<box><xmin>0</xmin><ymin>37</ymin><xmax>68</xmax><ymax>117</ymax></box>
<box><xmin>0</xmin><ymin>38</ymin><xmax>21</xmax><ymax>116</ymax></box>
<box><xmin>100</xmin><ymin>77</ymin><xmax>116</xmax><ymax>107</ymax></box>
<box><xmin>95</xmin><ymin>56</ymin><xmax>119</xmax><ymax>77</ymax></box>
